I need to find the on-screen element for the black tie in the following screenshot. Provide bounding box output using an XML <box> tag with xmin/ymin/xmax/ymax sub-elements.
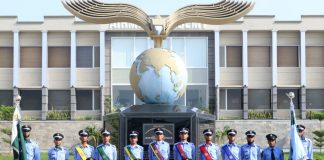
<box><xmin>271</xmin><ymin>148</ymin><xmax>275</xmax><ymax>160</ymax></box>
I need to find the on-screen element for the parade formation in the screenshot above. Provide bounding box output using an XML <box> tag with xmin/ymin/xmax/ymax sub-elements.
<box><xmin>20</xmin><ymin>125</ymin><xmax>313</xmax><ymax>160</ymax></box>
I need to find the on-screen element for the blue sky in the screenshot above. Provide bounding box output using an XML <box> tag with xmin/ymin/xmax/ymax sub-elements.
<box><xmin>0</xmin><ymin>0</ymin><xmax>324</xmax><ymax>21</ymax></box>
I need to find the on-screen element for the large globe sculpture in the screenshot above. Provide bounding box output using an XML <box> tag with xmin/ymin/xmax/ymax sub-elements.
<box><xmin>130</xmin><ymin>48</ymin><xmax>188</xmax><ymax>104</ymax></box>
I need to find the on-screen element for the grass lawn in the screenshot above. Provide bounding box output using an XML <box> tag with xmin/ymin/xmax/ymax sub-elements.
<box><xmin>0</xmin><ymin>153</ymin><xmax>74</xmax><ymax>160</ymax></box>
<box><xmin>283</xmin><ymin>153</ymin><xmax>324</xmax><ymax>160</ymax></box>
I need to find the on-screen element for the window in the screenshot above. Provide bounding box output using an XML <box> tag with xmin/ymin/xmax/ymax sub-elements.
<box><xmin>162</xmin><ymin>38</ymin><xmax>171</xmax><ymax>50</ymax></box>
<box><xmin>186</xmin><ymin>85</ymin><xmax>208</xmax><ymax>108</ymax></box>
<box><xmin>76</xmin><ymin>89</ymin><xmax>100</xmax><ymax>110</ymax></box>
<box><xmin>306</xmin><ymin>89</ymin><xmax>324</xmax><ymax>109</ymax></box>
<box><xmin>171</xmin><ymin>38</ymin><xmax>184</xmax><ymax>58</ymax></box>
<box><xmin>0</xmin><ymin>47</ymin><xmax>13</xmax><ymax>68</ymax></box>
<box><xmin>175</xmin><ymin>94</ymin><xmax>185</xmax><ymax>106</ymax></box>
<box><xmin>20</xmin><ymin>47</ymin><xmax>42</xmax><ymax>68</ymax></box>
<box><xmin>111</xmin><ymin>37</ymin><xmax>208</xmax><ymax>68</ymax></box>
<box><xmin>0</xmin><ymin>90</ymin><xmax>13</xmax><ymax>106</ymax></box>
<box><xmin>135</xmin><ymin>97</ymin><xmax>145</xmax><ymax>105</ymax></box>
<box><xmin>248</xmin><ymin>89</ymin><xmax>271</xmax><ymax>109</ymax></box>
<box><xmin>220</xmin><ymin>89</ymin><xmax>243</xmax><ymax>110</ymax></box>
<box><xmin>134</xmin><ymin>38</ymin><xmax>148</xmax><ymax>58</ymax></box>
<box><xmin>48</xmin><ymin>90</ymin><xmax>70</xmax><ymax>110</ymax></box>
<box><xmin>248</xmin><ymin>46</ymin><xmax>271</xmax><ymax>67</ymax></box>
<box><xmin>277</xmin><ymin>46</ymin><xmax>299</xmax><ymax>67</ymax></box>
<box><xmin>226</xmin><ymin>46</ymin><xmax>242</xmax><ymax>67</ymax></box>
<box><xmin>20</xmin><ymin>90</ymin><xmax>42</xmax><ymax>110</ymax></box>
<box><xmin>48</xmin><ymin>47</ymin><xmax>70</xmax><ymax>68</ymax></box>
<box><xmin>186</xmin><ymin>38</ymin><xmax>207</xmax><ymax>67</ymax></box>
<box><xmin>112</xmin><ymin>85</ymin><xmax>134</xmax><ymax>108</ymax></box>
<box><xmin>277</xmin><ymin>89</ymin><xmax>299</xmax><ymax>109</ymax></box>
<box><xmin>306</xmin><ymin>46</ymin><xmax>324</xmax><ymax>67</ymax></box>
<box><xmin>76</xmin><ymin>46</ymin><xmax>100</xmax><ymax>68</ymax></box>
<box><xmin>112</xmin><ymin>38</ymin><xmax>148</xmax><ymax>68</ymax></box>
<box><xmin>169</xmin><ymin>37</ymin><xmax>207</xmax><ymax>67</ymax></box>
<box><xmin>220</xmin><ymin>46</ymin><xmax>225</xmax><ymax>67</ymax></box>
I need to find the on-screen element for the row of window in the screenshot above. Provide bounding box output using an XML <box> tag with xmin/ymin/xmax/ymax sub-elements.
<box><xmin>1</xmin><ymin>89</ymin><xmax>323</xmax><ymax>110</ymax></box>
<box><xmin>113</xmin><ymin>87</ymin><xmax>324</xmax><ymax>110</ymax></box>
<box><xmin>221</xmin><ymin>89</ymin><xmax>324</xmax><ymax>110</ymax></box>
<box><xmin>0</xmin><ymin>90</ymin><xmax>100</xmax><ymax>110</ymax></box>
<box><xmin>0</xmin><ymin>46</ymin><xmax>99</xmax><ymax>68</ymax></box>
<box><xmin>221</xmin><ymin>46</ymin><xmax>324</xmax><ymax>67</ymax></box>
<box><xmin>112</xmin><ymin>85</ymin><xmax>208</xmax><ymax>108</ymax></box>
<box><xmin>1</xmin><ymin>45</ymin><xmax>323</xmax><ymax>69</ymax></box>
<box><xmin>111</xmin><ymin>37</ymin><xmax>208</xmax><ymax>68</ymax></box>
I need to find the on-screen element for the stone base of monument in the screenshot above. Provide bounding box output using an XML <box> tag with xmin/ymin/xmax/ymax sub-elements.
<box><xmin>103</xmin><ymin>104</ymin><xmax>215</xmax><ymax>160</ymax></box>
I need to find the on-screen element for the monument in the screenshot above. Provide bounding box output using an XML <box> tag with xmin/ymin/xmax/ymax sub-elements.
<box><xmin>62</xmin><ymin>0</ymin><xmax>254</xmax><ymax>159</ymax></box>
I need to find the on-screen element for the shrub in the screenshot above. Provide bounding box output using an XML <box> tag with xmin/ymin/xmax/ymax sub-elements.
<box><xmin>307</xmin><ymin>111</ymin><xmax>324</xmax><ymax>121</ymax></box>
<box><xmin>75</xmin><ymin>116</ymin><xmax>99</xmax><ymax>121</ymax></box>
<box><xmin>0</xmin><ymin>105</ymin><xmax>15</xmax><ymax>121</ymax></box>
<box><xmin>86</xmin><ymin>125</ymin><xmax>101</xmax><ymax>148</ymax></box>
<box><xmin>248</xmin><ymin>110</ymin><xmax>272</xmax><ymax>119</ymax></box>
<box><xmin>46</xmin><ymin>109</ymin><xmax>70</xmax><ymax>120</ymax></box>
<box><xmin>215</xmin><ymin>126</ymin><xmax>230</xmax><ymax>145</ymax></box>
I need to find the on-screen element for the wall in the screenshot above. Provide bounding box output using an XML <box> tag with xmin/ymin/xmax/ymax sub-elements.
<box><xmin>0</xmin><ymin>121</ymin><xmax>102</xmax><ymax>152</ymax></box>
<box><xmin>215</xmin><ymin>120</ymin><xmax>323</xmax><ymax>150</ymax></box>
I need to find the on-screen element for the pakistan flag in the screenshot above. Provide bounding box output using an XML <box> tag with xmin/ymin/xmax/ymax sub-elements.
<box><xmin>11</xmin><ymin>98</ymin><xmax>27</xmax><ymax>160</ymax></box>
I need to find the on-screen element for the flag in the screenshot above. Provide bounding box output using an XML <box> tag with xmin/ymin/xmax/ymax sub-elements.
<box><xmin>289</xmin><ymin>98</ymin><xmax>306</xmax><ymax>160</ymax></box>
<box><xmin>11</xmin><ymin>97</ymin><xmax>27</xmax><ymax>160</ymax></box>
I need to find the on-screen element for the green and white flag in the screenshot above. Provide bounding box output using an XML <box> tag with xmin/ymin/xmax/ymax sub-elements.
<box><xmin>289</xmin><ymin>96</ymin><xmax>306</xmax><ymax>160</ymax></box>
<box><xmin>11</xmin><ymin>96</ymin><xmax>27</xmax><ymax>160</ymax></box>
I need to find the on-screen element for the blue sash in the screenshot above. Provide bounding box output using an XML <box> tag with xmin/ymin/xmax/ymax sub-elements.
<box><xmin>223</xmin><ymin>145</ymin><xmax>237</xmax><ymax>160</ymax></box>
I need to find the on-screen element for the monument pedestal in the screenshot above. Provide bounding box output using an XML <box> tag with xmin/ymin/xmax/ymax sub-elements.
<box><xmin>103</xmin><ymin>104</ymin><xmax>215</xmax><ymax>160</ymax></box>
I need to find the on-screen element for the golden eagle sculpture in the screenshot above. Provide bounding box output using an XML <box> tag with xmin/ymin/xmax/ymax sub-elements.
<box><xmin>62</xmin><ymin>0</ymin><xmax>254</xmax><ymax>105</ymax></box>
<box><xmin>62</xmin><ymin>0</ymin><xmax>254</xmax><ymax>47</ymax></box>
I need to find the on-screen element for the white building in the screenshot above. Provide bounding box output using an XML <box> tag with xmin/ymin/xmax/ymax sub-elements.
<box><xmin>0</xmin><ymin>15</ymin><xmax>324</xmax><ymax>120</ymax></box>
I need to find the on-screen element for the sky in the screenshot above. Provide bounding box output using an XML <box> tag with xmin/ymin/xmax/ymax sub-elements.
<box><xmin>0</xmin><ymin>0</ymin><xmax>324</xmax><ymax>21</ymax></box>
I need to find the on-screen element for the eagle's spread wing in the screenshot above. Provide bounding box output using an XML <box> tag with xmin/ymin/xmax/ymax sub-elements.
<box><xmin>62</xmin><ymin>0</ymin><xmax>153</xmax><ymax>34</ymax></box>
<box><xmin>165</xmin><ymin>0</ymin><xmax>254</xmax><ymax>35</ymax></box>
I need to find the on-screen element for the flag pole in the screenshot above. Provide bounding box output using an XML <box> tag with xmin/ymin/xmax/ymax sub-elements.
<box><xmin>11</xmin><ymin>94</ymin><xmax>27</xmax><ymax>160</ymax></box>
<box><xmin>287</xmin><ymin>92</ymin><xmax>306</xmax><ymax>160</ymax></box>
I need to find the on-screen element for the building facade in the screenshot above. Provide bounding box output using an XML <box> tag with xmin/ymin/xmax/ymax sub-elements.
<box><xmin>0</xmin><ymin>15</ymin><xmax>324</xmax><ymax>120</ymax></box>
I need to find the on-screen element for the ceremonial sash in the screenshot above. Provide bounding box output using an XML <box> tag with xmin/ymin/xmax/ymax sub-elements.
<box><xmin>98</xmin><ymin>146</ymin><xmax>110</xmax><ymax>160</ymax></box>
<box><xmin>199</xmin><ymin>145</ymin><xmax>212</xmax><ymax>160</ymax></box>
<box><xmin>223</xmin><ymin>145</ymin><xmax>237</xmax><ymax>160</ymax></box>
<box><xmin>176</xmin><ymin>143</ymin><xmax>188</xmax><ymax>160</ymax></box>
<box><xmin>124</xmin><ymin>146</ymin><xmax>138</xmax><ymax>160</ymax></box>
<box><xmin>149</xmin><ymin>143</ymin><xmax>164</xmax><ymax>160</ymax></box>
<box><xmin>75</xmin><ymin>146</ymin><xmax>88</xmax><ymax>160</ymax></box>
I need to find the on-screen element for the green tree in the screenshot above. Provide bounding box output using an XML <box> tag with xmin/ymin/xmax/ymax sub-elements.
<box><xmin>313</xmin><ymin>130</ymin><xmax>324</xmax><ymax>153</ymax></box>
<box><xmin>85</xmin><ymin>125</ymin><xmax>102</xmax><ymax>148</ymax></box>
<box><xmin>105</xmin><ymin>113</ymin><xmax>120</xmax><ymax>149</ymax></box>
<box><xmin>215</xmin><ymin>126</ymin><xmax>230</xmax><ymax>146</ymax></box>
<box><xmin>104</xmin><ymin>96</ymin><xmax>112</xmax><ymax>114</ymax></box>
